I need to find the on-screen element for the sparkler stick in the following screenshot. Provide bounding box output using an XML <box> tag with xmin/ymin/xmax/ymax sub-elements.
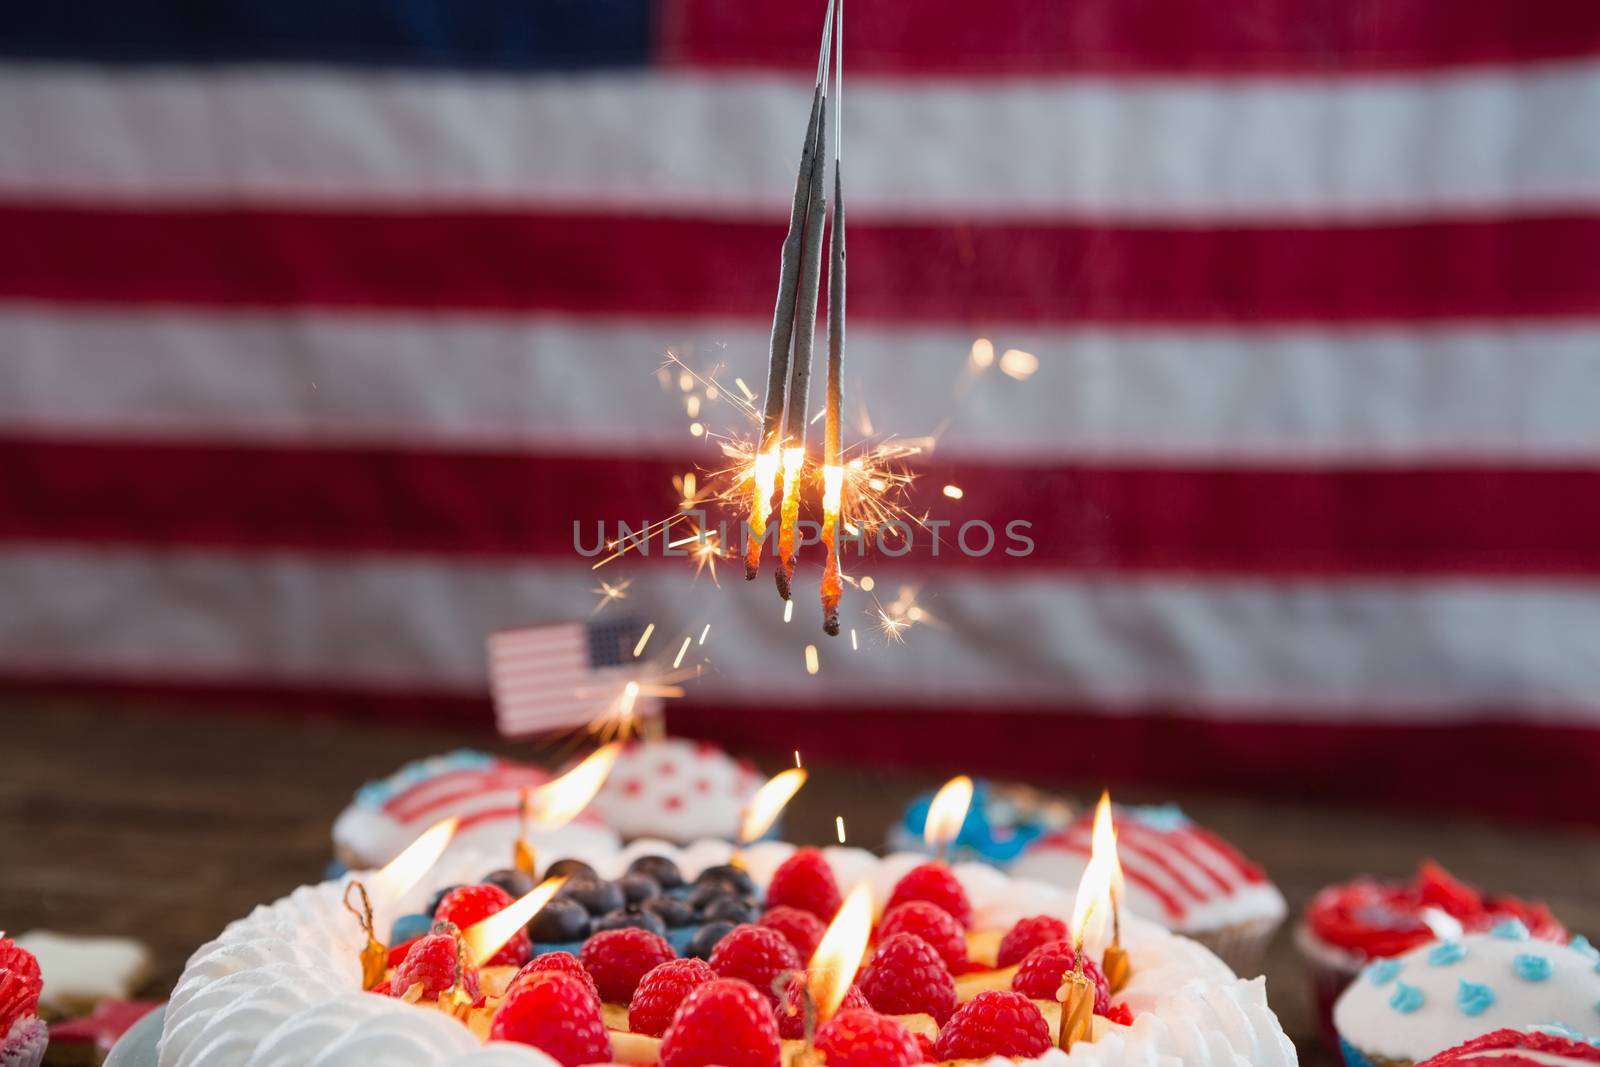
<box><xmin>747</xmin><ymin>2</ymin><xmax>836</xmax><ymax>582</ymax></box>
<box><xmin>775</xmin><ymin>9</ymin><xmax>834</xmax><ymax>602</ymax></box>
<box><xmin>820</xmin><ymin>0</ymin><xmax>846</xmax><ymax>636</ymax></box>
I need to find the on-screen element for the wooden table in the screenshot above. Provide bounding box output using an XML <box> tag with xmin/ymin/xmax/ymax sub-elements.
<box><xmin>6</xmin><ymin>699</ymin><xmax>1599</xmax><ymax>1064</ymax></box>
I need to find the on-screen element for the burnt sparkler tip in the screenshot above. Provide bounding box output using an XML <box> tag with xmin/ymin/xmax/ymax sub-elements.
<box><xmin>822</xmin><ymin>612</ymin><xmax>840</xmax><ymax>637</ymax></box>
<box><xmin>775</xmin><ymin>569</ymin><xmax>793</xmax><ymax>601</ymax></box>
<box><xmin>744</xmin><ymin>564</ymin><xmax>759</xmax><ymax>581</ymax></box>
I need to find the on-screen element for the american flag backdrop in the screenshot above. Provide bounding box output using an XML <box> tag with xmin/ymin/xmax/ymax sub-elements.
<box><xmin>3</xmin><ymin>2</ymin><xmax>1600</xmax><ymax>821</ymax></box>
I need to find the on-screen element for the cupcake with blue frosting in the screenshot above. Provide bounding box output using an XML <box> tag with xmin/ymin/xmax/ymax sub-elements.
<box><xmin>888</xmin><ymin>779</ymin><xmax>1071</xmax><ymax>864</ymax></box>
<box><xmin>1333</xmin><ymin>923</ymin><xmax>1600</xmax><ymax>1065</ymax></box>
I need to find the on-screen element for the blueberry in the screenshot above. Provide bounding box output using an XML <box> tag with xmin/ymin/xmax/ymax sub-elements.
<box><xmin>425</xmin><ymin>884</ymin><xmax>463</xmax><ymax>918</ymax></box>
<box><xmin>643</xmin><ymin>896</ymin><xmax>696</xmax><ymax>928</ymax></box>
<box><xmin>559</xmin><ymin>877</ymin><xmax>626</xmax><ymax>916</ymax></box>
<box><xmin>684</xmin><ymin>920</ymin><xmax>737</xmax><ymax>960</ymax></box>
<box><xmin>544</xmin><ymin>858</ymin><xmax>599</xmax><ymax>882</ymax></box>
<box><xmin>695</xmin><ymin>864</ymin><xmax>756</xmax><ymax>896</ymax></box>
<box><xmin>390</xmin><ymin>912</ymin><xmax>434</xmax><ymax>945</ymax></box>
<box><xmin>701</xmin><ymin>896</ymin><xmax>757</xmax><ymax>924</ymax></box>
<box><xmin>627</xmin><ymin>855</ymin><xmax>685</xmax><ymax>890</ymax></box>
<box><xmin>527</xmin><ymin>897</ymin><xmax>591</xmax><ymax>944</ymax></box>
<box><xmin>483</xmin><ymin>868</ymin><xmax>534</xmax><ymax>899</ymax></box>
<box><xmin>618</xmin><ymin>873</ymin><xmax>662</xmax><ymax>905</ymax></box>
<box><xmin>592</xmin><ymin>907</ymin><xmax>669</xmax><ymax>937</ymax></box>
<box><xmin>688</xmin><ymin>882</ymin><xmax>743</xmax><ymax>913</ymax></box>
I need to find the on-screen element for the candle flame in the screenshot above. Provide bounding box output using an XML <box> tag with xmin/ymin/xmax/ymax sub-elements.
<box><xmin>525</xmin><ymin>743</ymin><xmax>622</xmax><ymax>831</ymax></box>
<box><xmin>374</xmin><ymin>816</ymin><xmax>459</xmax><ymax>897</ymax></box>
<box><xmin>738</xmin><ymin>767</ymin><xmax>808</xmax><ymax>844</ymax></box>
<box><xmin>808</xmin><ymin>882</ymin><xmax>874</xmax><ymax>1022</ymax></box>
<box><xmin>923</xmin><ymin>775</ymin><xmax>974</xmax><ymax>852</ymax></box>
<box><xmin>1071</xmin><ymin>792</ymin><xmax>1119</xmax><ymax>947</ymax></box>
<box><xmin>462</xmin><ymin>877</ymin><xmax>567</xmax><ymax>966</ymax></box>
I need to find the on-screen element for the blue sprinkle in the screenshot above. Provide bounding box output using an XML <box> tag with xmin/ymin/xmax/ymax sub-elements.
<box><xmin>1428</xmin><ymin>941</ymin><xmax>1468</xmax><ymax>966</ymax></box>
<box><xmin>1366</xmin><ymin>958</ymin><xmax>1403</xmax><ymax>986</ymax></box>
<box><xmin>1513</xmin><ymin>953</ymin><xmax>1553</xmax><ymax>982</ymax></box>
<box><xmin>1389</xmin><ymin>982</ymin><xmax>1425</xmax><ymax>1014</ymax></box>
<box><xmin>1571</xmin><ymin>935</ymin><xmax>1600</xmax><ymax>962</ymax></box>
<box><xmin>1456</xmin><ymin>979</ymin><xmax>1495</xmax><ymax>1016</ymax></box>
<box><xmin>1128</xmin><ymin>804</ymin><xmax>1191</xmax><ymax>832</ymax></box>
<box><xmin>1490</xmin><ymin>918</ymin><xmax>1531</xmax><ymax>941</ymax></box>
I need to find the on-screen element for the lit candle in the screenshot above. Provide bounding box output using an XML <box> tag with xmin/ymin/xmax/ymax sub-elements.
<box><xmin>514</xmin><ymin>743</ymin><xmax>622</xmax><ymax>877</ymax></box>
<box><xmin>1092</xmin><ymin>793</ymin><xmax>1131</xmax><ymax>995</ymax></box>
<box><xmin>461</xmin><ymin>877</ymin><xmax>568</xmax><ymax>967</ymax></box>
<box><xmin>344</xmin><ymin>816</ymin><xmax>461</xmax><ymax>991</ymax></box>
<box><xmin>734</xmin><ymin>767</ymin><xmax>809</xmax><ymax>867</ymax></box>
<box><xmin>796</xmin><ymin>880</ymin><xmax>873</xmax><ymax>1054</ymax></box>
<box><xmin>1058</xmin><ymin>799</ymin><xmax>1118</xmax><ymax>1051</ymax></box>
<box><xmin>342</xmin><ymin>881</ymin><xmax>389</xmax><ymax>992</ymax></box>
<box><xmin>923</xmin><ymin>775</ymin><xmax>974</xmax><ymax>865</ymax></box>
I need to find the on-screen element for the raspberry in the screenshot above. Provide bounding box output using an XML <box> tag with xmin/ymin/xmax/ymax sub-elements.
<box><xmin>775</xmin><ymin>972</ymin><xmax>871</xmax><ymax>1039</ymax></box>
<box><xmin>914</xmin><ymin>1031</ymin><xmax>937</xmax><ymax>1063</ymax></box>
<box><xmin>708</xmin><ymin>925</ymin><xmax>802</xmax><ymax>1004</ymax></box>
<box><xmin>857</xmin><ymin>932</ymin><xmax>958</xmax><ymax>1024</ymax></box>
<box><xmin>389</xmin><ymin>932</ymin><xmax>480</xmax><ymax>1003</ymax></box>
<box><xmin>1105</xmin><ymin>1002</ymin><xmax>1135</xmax><ymax>1026</ymax></box>
<box><xmin>0</xmin><ymin>939</ymin><xmax>41</xmax><ymax>999</ymax></box>
<box><xmin>512</xmin><ymin>951</ymin><xmax>600</xmax><ymax>1006</ymax></box>
<box><xmin>934</xmin><ymin>990</ymin><xmax>1052</xmax><ymax>1061</ymax></box>
<box><xmin>629</xmin><ymin>958</ymin><xmax>717</xmax><ymax>1038</ymax></box>
<box><xmin>766</xmin><ymin>849</ymin><xmax>843</xmax><ymax>921</ymax></box>
<box><xmin>815</xmin><ymin>1008</ymin><xmax>923</xmax><ymax>1067</ymax></box>
<box><xmin>885</xmin><ymin>863</ymin><xmax>972</xmax><ymax>929</ymax></box>
<box><xmin>878</xmin><ymin>901</ymin><xmax>968</xmax><ymax>972</ymax></box>
<box><xmin>490</xmin><ymin>971</ymin><xmax>613</xmax><ymax>1067</ymax></box>
<box><xmin>996</xmin><ymin>915</ymin><xmax>1069</xmax><ymax>968</ymax></box>
<box><xmin>579</xmin><ymin>927</ymin><xmax>676</xmax><ymax>1003</ymax></box>
<box><xmin>0</xmin><ymin>938</ymin><xmax>40</xmax><ymax>1031</ymax></box>
<box><xmin>1011</xmin><ymin>939</ymin><xmax>1110</xmax><ymax>1015</ymax></box>
<box><xmin>759</xmin><ymin>905</ymin><xmax>827</xmax><ymax>960</ymax></box>
<box><xmin>660</xmin><ymin>978</ymin><xmax>782</xmax><ymax>1067</ymax></box>
<box><xmin>434</xmin><ymin>884</ymin><xmax>529</xmax><ymax>967</ymax></box>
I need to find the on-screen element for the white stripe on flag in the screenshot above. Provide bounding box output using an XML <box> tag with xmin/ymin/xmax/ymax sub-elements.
<box><xmin>1</xmin><ymin>62</ymin><xmax>1597</xmax><ymax>217</ymax></box>
<box><xmin>5</xmin><ymin>307</ymin><xmax>1600</xmax><ymax>461</ymax></box>
<box><xmin>2</xmin><ymin>546</ymin><xmax>1599</xmax><ymax>723</ymax></box>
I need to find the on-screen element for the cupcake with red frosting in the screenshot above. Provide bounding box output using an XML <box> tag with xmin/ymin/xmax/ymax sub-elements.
<box><xmin>1419</xmin><ymin>1027</ymin><xmax>1600</xmax><ymax>1067</ymax></box>
<box><xmin>1298</xmin><ymin>861</ymin><xmax>1566</xmax><ymax>1048</ymax></box>
<box><xmin>0</xmin><ymin>937</ymin><xmax>46</xmax><ymax>1067</ymax></box>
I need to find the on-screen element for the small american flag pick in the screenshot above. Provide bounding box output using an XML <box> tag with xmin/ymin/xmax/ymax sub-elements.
<box><xmin>489</xmin><ymin>617</ymin><xmax>661</xmax><ymax>739</ymax></box>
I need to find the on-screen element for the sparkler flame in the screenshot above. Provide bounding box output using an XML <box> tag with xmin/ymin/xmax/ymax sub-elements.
<box><xmin>744</xmin><ymin>447</ymin><xmax>781</xmax><ymax>580</ymax></box>
<box><xmin>373</xmin><ymin>816</ymin><xmax>459</xmax><ymax>898</ymax></box>
<box><xmin>820</xmin><ymin>463</ymin><xmax>845</xmax><ymax>634</ymax></box>
<box><xmin>774</xmin><ymin>446</ymin><xmax>807</xmax><ymax>599</ymax></box>
<box><xmin>923</xmin><ymin>775</ymin><xmax>974</xmax><ymax>854</ymax></box>
<box><xmin>524</xmin><ymin>743</ymin><xmax>622</xmax><ymax>831</ymax></box>
<box><xmin>738</xmin><ymin>767</ymin><xmax>808</xmax><ymax>844</ymax></box>
<box><xmin>462</xmin><ymin>876</ymin><xmax>566</xmax><ymax>966</ymax></box>
<box><xmin>808</xmin><ymin>881</ymin><xmax>874</xmax><ymax>1022</ymax></box>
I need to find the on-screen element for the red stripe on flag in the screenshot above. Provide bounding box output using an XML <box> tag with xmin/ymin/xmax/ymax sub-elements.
<box><xmin>7</xmin><ymin>436</ymin><xmax>1600</xmax><ymax>577</ymax></box>
<box><xmin>3</xmin><ymin>204</ymin><xmax>1599</xmax><ymax>324</ymax></box>
<box><xmin>662</xmin><ymin>0</ymin><xmax>1600</xmax><ymax>76</ymax></box>
<box><xmin>5</xmin><ymin>673</ymin><xmax>1600</xmax><ymax>823</ymax></box>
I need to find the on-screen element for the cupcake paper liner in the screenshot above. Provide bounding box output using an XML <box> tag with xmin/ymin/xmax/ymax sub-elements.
<box><xmin>0</xmin><ymin>1017</ymin><xmax>47</xmax><ymax>1067</ymax></box>
<box><xmin>1190</xmin><ymin>913</ymin><xmax>1283</xmax><ymax>978</ymax></box>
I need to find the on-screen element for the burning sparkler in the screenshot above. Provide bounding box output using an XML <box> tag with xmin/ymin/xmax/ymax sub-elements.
<box><xmin>819</xmin><ymin>0</ymin><xmax>847</xmax><ymax>636</ymax></box>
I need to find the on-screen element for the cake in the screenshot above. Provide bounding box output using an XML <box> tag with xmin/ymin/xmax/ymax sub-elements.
<box><xmin>1011</xmin><ymin>804</ymin><xmax>1285</xmax><ymax>976</ymax></box>
<box><xmin>1300</xmin><ymin>863</ymin><xmax>1567</xmax><ymax>1045</ymax></box>
<box><xmin>332</xmin><ymin>751</ymin><xmax>619</xmax><ymax>870</ymax></box>
<box><xmin>582</xmin><ymin>739</ymin><xmax>763</xmax><ymax>843</ymax></box>
<box><xmin>1332</xmin><ymin>927</ymin><xmax>1600</xmax><ymax>1065</ymax></box>
<box><xmin>155</xmin><ymin>838</ymin><xmax>1296</xmax><ymax>1067</ymax></box>
<box><xmin>1</xmin><ymin>937</ymin><xmax>47</xmax><ymax>1067</ymax></box>
<box><xmin>1418</xmin><ymin>1027</ymin><xmax>1600</xmax><ymax>1067</ymax></box>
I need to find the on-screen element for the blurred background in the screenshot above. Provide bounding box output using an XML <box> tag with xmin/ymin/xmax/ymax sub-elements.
<box><xmin>5</xmin><ymin>0</ymin><xmax>1600</xmax><ymax>816</ymax></box>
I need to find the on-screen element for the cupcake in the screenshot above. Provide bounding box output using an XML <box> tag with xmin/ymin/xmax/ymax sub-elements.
<box><xmin>1418</xmin><ymin>1026</ymin><xmax>1600</xmax><ymax>1066</ymax></box>
<box><xmin>888</xmin><ymin>779</ymin><xmax>1072</xmax><ymax>864</ymax></box>
<box><xmin>1300</xmin><ymin>862</ymin><xmax>1566</xmax><ymax>1045</ymax></box>
<box><xmin>582</xmin><ymin>738</ymin><xmax>762</xmax><ymax>843</ymax></box>
<box><xmin>0</xmin><ymin>937</ymin><xmax>46</xmax><ymax>1067</ymax></box>
<box><xmin>1010</xmin><ymin>803</ymin><xmax>1285</xmax><ymax>975</ymax></box>
<box><xmin>1333</xmin><ymin>927</ymin><xmax>1600</xmax><ymax>1065</ymax></box>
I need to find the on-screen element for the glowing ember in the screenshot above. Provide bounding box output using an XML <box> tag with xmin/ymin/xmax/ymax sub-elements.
<box><xmin>942</xmin><ymin>484</ymin><xmax>964</xmax><ymax>499</ymax></box>
<box><xmin>738</xmin><ymin>768</ymin><xmax>808</xmax><ymax>844</ymax></box>
<box><xmin>808</xmin><ymin>882</ymin><xmax>874</xmax><ymax>1022</ymax></box>
<box><xmin>835</xmin><ymin>816</ymin><xmax>847</xmax><ymax>843</ymax></box>
<box><xmin>923</xmin><ymin>775</ymin><xmax>974</xmax><ymax>855</ymax></box>
<box><xmin>673</xmin><ymin>637</ymin><xmax>692</xmax><ymax>670</ymax></box>
<box><xmin>969</xmin><ymin>337</ymin><xmax>995</xmax><ymax>368</ymax></box>
<box><xmin>462</xmin><ymin>877</ymin><xmax>566</xmax><ymax>966</ymax></box>
<box><xmin>805</xmin><ymin>643</ymin><xmax>820</xmax><ymax>674</ymax></box>
<box><xmin>590</xmin><ymin>576</ymin><xmax>632</xmax><ymax>616</ymax></box>
<box><xmin>819</xmin><ymin>463</ymin><xmax>846</xmax><ymax>634</ymax></box>
<box><xmin>632</xmin><ymin>624</ymin><xmax>655</xmax><ymax>657</ymax></box>
<box><xmin>373</xmin><ymin>816</ymin><xmax>459</xmax><ymax>898</ymax></box>
<box><xmin>525</xmin><ymin>743</ymin><xmax>622</xmax><ymax>831</ymax></box>
<box><xmin>774</xmin><ymin>446</ymin><xmax>807</xmax><ymax>597</ymax></box>
<box><xmin>1000</xmin><ymin>348</ymin><xmax>1039</xmax><ymax>380</ymax></box>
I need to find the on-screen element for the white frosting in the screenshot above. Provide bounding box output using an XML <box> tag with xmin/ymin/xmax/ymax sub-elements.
<box><xmin>161</xmin><ymin>841</ymin><xmax>1296</xmax><ymax>1067</ymax></box>
<box><xmin>584</xmin><ymin>739</ymin><xmax>762</xmax><ymax>843</ymax></box>
<box><xmin>1334</xmin><ymin>933</ymin><xmax>1600</xmax><ymax>1061</ymax></box>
